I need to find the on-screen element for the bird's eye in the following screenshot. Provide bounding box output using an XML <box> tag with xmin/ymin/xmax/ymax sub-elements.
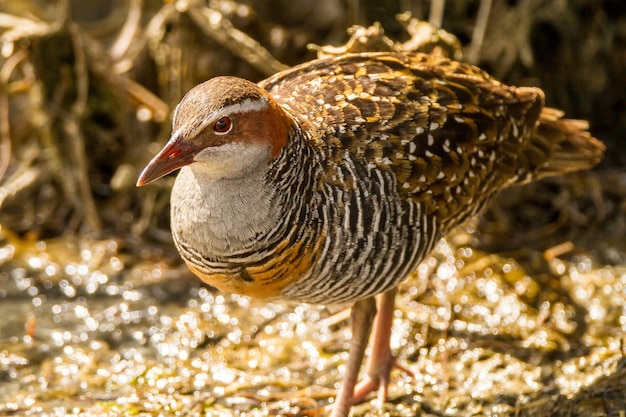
<box><xmin>213</xmin><ymin>116</ymin><xmax>232</xmax><ymax>134</ymax></box>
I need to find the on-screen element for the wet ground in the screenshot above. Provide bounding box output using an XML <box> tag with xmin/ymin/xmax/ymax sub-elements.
<box><xmin>1</xmin><ymin>173</ymin><xmax>625</xmax><ymax>416</ymax></box>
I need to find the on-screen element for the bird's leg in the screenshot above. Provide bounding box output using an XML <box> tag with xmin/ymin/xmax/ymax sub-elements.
<box><xmin>352</xmin><ymin>287</ymin><xmax>398</xmax><ymax>405</ymax></box>
<box><xmin>330</xmin><ymin>296</ymin><xmax>377</xmax><ymax>417</ymax></box>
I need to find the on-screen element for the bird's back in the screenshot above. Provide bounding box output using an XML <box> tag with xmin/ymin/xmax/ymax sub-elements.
<box><xmin>260</xmin><ymin>52</ymin><xmax>604</xmax><ymax>232</ymax></box>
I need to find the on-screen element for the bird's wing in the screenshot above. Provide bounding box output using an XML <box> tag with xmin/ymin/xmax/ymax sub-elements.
<box><xmin>260</xmin><ymin>52</ymin><xmax>546</xmax><ymax>227</ymax></box>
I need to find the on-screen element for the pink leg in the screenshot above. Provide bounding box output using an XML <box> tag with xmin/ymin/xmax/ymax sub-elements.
<box><xmin>330</xmin><ymin>296</ymin><xmax>376</xmax><ymax>417</ymax></box>
<box><xmin>352</xmin><ymin>287</ymin><xmax>398</xmax><ymax>405</ymax></box>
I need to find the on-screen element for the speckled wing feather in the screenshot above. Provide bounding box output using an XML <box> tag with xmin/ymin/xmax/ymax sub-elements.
<box><xmin>260</xmin><ymin>52</ymin><xmax>603</xmax><ymax>230</ymax></box>
<box><xmin>260</xmin><ymin>52</ymin><xmax>540</xmax><ymax>228</ymax></box>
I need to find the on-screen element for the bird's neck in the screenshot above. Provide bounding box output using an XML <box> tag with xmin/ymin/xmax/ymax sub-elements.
<box><xmin>170</xmin><ymin>125</ymin><xmax>317</xmax><ymax>261</ymax></box>
<box><xmin>170</xmin><ymin>164</ymin><xmax>280</xmax><ymax>259</ymax></box>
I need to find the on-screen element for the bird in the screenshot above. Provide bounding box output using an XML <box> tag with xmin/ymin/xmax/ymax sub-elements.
<box><xmin>136</xmin><ymin>51</ymin><xmax>604</xmax><ymax>417</ymax></box>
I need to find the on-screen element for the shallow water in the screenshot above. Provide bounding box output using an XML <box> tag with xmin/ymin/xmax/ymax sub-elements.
<box><xmin>1</xmin><ymin>221</ymin><xmax>625</xmax><ymax>416</ymax></box>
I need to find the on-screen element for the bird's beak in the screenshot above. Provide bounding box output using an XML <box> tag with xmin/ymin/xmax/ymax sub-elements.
<box><xmin>136</xmin><ymin>135</ymin><xmax>201</xmax><ymax>187</ymax></box>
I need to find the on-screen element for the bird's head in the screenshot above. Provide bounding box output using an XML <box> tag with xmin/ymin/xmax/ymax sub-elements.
<box><xmin>137</xmin><ymin>76</ymin><xmax>292</xmax><ymax>186</ymax></box>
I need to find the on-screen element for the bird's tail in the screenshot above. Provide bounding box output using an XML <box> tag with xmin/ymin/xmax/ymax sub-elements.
<box><xmin>532</xmin><ymin>107</ymin><xmax>605</xmax><ymax>179</ymax></box>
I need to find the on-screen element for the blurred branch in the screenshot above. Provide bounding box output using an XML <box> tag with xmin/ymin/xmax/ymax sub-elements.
<box><xmin>112</xmin><ymin>2</ymin><xmax>177</xmax><ymax>75</ymax></box>
<box><xmin>64</xmin><ymin>24</ymin><xmax>101</xmax><ymax>232</ymax></box>
<box><xmin>0</xmin><ymin>0</ymin><xmax>67</xmax><ymax>55</ymax></box>
<box><xmin>466</xmin><ymin>0</ymin><xmax>493</xmax><ymax>64</ymax></box>
<box><xmin>471</xmin><ymin>0</ymin><xmax>542</xmax><ymax>78</ymax></box>
<box><xmin>0</xmin><ymin>13</ymin><xmax>58</xmax><ymax>52</ymax></box>
<box><xmin>311</xmin><ymin>16</ymin><xmax>461</xmax><ymax>61</ymax></box>
<box><xmin>0</xmin><ymin>49</ymin><xmax>29</xmax><ymax>182</ymax></box>
<box><xmin>31</xmin><ymin>23</ymin><xmax>102</xmax><ymax>234</ymax></box>
<box><xmin>428</xmin><ymin>0</ymin><xmax>445</xmax><ymax>27</ymax></box>
<box><xmin>0</xmin><ymin>148</ymin><xmax>41</xmax><ymax>210</ymax></box>
<box><xmin>82</xmin><ymin>28</ymin><xmax>169</xmax><ymax>122</ymax></box>
<box><xmin>109</xmin><ymin>0</ymin><xmax>144</xmax><ymax>61</ymax></box>
<box><xmin>185</xmin><ymin>5</ymin><xmax>288</xmax><ymax>76</ymax></box>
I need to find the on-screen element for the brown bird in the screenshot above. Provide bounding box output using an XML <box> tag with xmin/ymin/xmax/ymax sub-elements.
<box><xmin>137</xmin><ymin>52</ymin><xmax>604</xmax><ymax>417</ymax></box>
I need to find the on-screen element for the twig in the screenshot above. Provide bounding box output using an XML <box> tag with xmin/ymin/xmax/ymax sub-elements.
<box><xmin>0</xmin><ymin>13</ymin><xmax>55</xmax><ymax>49</ymax></box>
<box><xmin>131</xmin><ymin>187</ymin><xmax>157</xmax><ymax>236</ymax></box>
<box><xmin>64</xmin><ymin>24</ymin><xmax>101</xmax><ymax>233</ymax></box>
<box><xmin>0</xmin><ymin>49</ymin><xmax>29</xmax><ymax>183</ymax></box>
<box><xmin>0</xmin><ymin>167</ymin><xmax>41</xmax><ymax>210</ymax></box>
<box><xmin>81</xmin><ymin>26</ymin><xmax>170</xmax><ymax>122</ymax></box>
<box><xmin>0</xmin><ymin>0</ymin><xmax>68</xmax><ymax>55</ymax></box>
<box><xmin>115</xmin><ymin>77</ymin><xmax>170</xmax><ymax>122</ymax></box>
<box><xmin>346</xmin><ymin>0</ymin><xmax>363</xmax><ymax>27</ymax></box>
<box><xmin>113</xmin><ymin>2</ymin><xmax>177</xmax><ymax>75</ymax></box>
<box><xmin>543</xmin><ymin>241</ymin><xmax>574</xmax><ymax>261</ymax></box>
<box><xmin>475</xmin><ymin>0</ymin><xmax>542</xmax><ymax>78</ymax></box>
<box><xmin>109</xmin><ymin>0</ymin><xmax>144</xmax><ymax>61</ymax></box>
<box><xmin>0</xmin><ymin>144</ymin><xmax>40</xmax><ymax>210</ymax></box>
<box><xmin>466</xmin><ymin>0</ymin><xmax>493</xmax><ymax>64</ymax></box>
<box><xmin>186</xmin><ymin>5</ymin><xmax>288</xmax><ymax>76</ymax></box>
<box><xmin>428</xmin><ymin>0</ymin><xmax>445</xmax><ymax>28</ymax></box>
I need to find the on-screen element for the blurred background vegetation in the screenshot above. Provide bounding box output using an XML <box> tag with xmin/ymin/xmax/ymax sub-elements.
<box><xmin>0</xmin><ymin>0</ymin><xmax>623</xmax><ymax>242</ymax></box>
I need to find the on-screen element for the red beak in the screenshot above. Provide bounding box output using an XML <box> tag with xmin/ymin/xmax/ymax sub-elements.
<box><xmin>136</xmin><ymin>136</ymin><xmax>201</xmax><ymax>187</ymax></box>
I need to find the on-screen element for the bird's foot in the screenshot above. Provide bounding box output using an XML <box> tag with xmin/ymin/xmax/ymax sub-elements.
<box><xmin>352</xmin><ymin>360</ymin><xmax>392</xmax><ymax>406</ymax></box>
<box><xmin>352</xmin><ymin>356</ymin><xmax>415</xmax><ymax>405</ymax></box>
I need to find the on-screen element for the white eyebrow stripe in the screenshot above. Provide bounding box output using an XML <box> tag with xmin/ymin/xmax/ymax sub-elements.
<box><xmin>192</xmin><ymin>97</ymin><xmax>270</xmax><ymax>136</ymax></box>
<box><xmin>224</xmin><ymin>97</ymin><xmax>269</xmax><ymax>114</ymax></box>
